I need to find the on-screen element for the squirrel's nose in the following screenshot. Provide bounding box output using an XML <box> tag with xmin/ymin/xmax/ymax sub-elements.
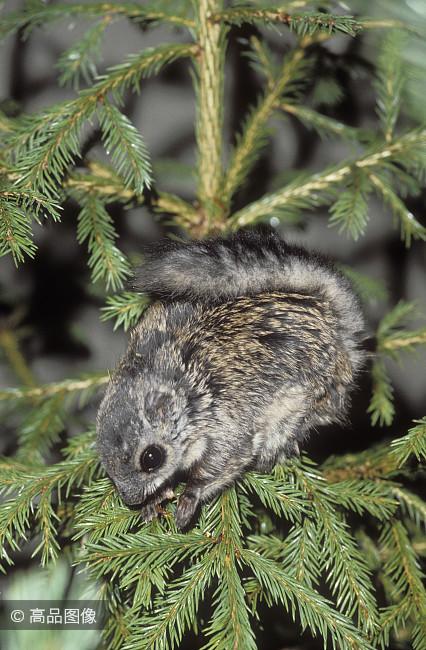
<box><xmin>114</xmin><ymin>480</ymin><xmax>144</xmax><ymax>506</ymax></box>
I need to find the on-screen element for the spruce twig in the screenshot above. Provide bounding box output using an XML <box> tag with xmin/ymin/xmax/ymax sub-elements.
<box><xmin>0</xmin><ymin>374</ymin><xmax>109</xmax><ymax>402</ymax></box>
<box><xmin>230</xmin><ymin>128</ymin><xmax>426</xmax><ymax>227</ymax></box>
<box><xmin>194</xmin><ymin>0</ymin><xmax>227</xmax><ymax>234</ymax></box>
<box><xmin>223</xmin><ymin>44</ymin><xmax>309</xmax><ymax>209</ymax></box>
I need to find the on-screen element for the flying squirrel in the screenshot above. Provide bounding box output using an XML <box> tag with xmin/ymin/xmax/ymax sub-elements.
<box><xmin>96</xmin><ymin>226</ymin><xmax>366</xmax><ymax>529</ymax></box>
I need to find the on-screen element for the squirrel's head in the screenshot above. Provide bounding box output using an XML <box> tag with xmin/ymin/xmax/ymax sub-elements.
<box><xmin>96</xmin><ymin>369</ymin><xmax>208</xmax><ymax>506</ymax></box>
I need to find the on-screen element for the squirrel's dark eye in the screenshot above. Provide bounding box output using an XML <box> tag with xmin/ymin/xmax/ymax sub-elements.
<box><xmin>140</xmin><ymin>445</ymin><xmax>165</xmax><ymax>473</ymax></box>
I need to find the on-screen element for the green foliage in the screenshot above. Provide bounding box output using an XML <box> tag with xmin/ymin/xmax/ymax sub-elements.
<box><xmin>211</xmin><ymin>8</ymin><xmax>363</xmax><ymax>37</ymax></box>
<box><xmin>329</xmin><ymin>168</ymin><xmax>371</xmax><ymax>239</ymax></box>
<box><xmin>0</xmin><ymin>2</ymin><xmax>194</xmax><ymax>40</ymax></box>
<box><xmin>369</xmin><ymin>172</ymin><xmax>426</xmax><ymax>246</ymax></box>
<box><xmin>1</xmin><ymin>415</ymin><xmax>425</xmax><ymax>648</ymax></box>
<box><xmin>390</xmin><ymin>417</ymin><xmax>426</xmax><ymax>466</ymax></box>
<box><xmin>242</xmin><ymin>35</ymin><xmax>279</xmax><ymax>87</ymax></box>
<box><xmin>0</xmin><ymin>431</ymin><xmax>99</xmax><ymax>568</ymax></box>
<box><xmin>368</xmin><ymin>359</ymin><xmax>395</xmax><ymax>427</ymax></box>
<box><xmin>0</xmin><ymin>373</ymin><xmax>109</xmax><ymax>404</ymax></box>
<box><xmin>0</xmin><ymin>183</ymin><xmax>61</xmax><ymax>263</ymax></box>
<box><xmin>98</xmin><ymin>101</ymin><xmax>152</xmax><ymax>195</ymax></box>
<box><xmin>17</xmin><ymin>394</ymin><xmax>65</xmax><ymax>462</ymax></box>
<box><xmin>377</xmin><ymin>521</ymin><xmax>426</xmax><ymax>649</ymax></box>
<box><xmin>8</xmin><ymin>97</ymin><xmax>98</xmax><ymax>198</ymax></box>
<box><xmin>369</xmin><ymin>303</ymin><xmax>426</xmax><ymax>427</ymax></box>
<box><xmin>223</xmin><ymin>46</ymin><xmax>313</xmax><ymax>207</ymax></box>
<box><xmin>57</xmin><ymin>18</ymin><xmax>109</xmax><ymax>89</ymax></box>
<box><xmin>101</xmin><ymin>292</ymin><xmax>149</xmax><ymax>331</ymax></box>
<box><xmin>1</xmin><ymin>40</ymin><xmax>194</xmax><ymax>258</ymax></box>
<box><xmin>91</xmin><ymin>43</ymin><xmax>196</xmax><ymax>99</ymax></box>
<box><xmin>77</xmin><ymin>194</ymin><xmax>131</xmax><ymax>290</ymax></box>
<box><xmin>231</xmin><ymin>128</ymin><xmax>426</xmax><ymax>227</ymax></box>
<box><xmin>375</xmin><ymin>30</ymin><xmax>406</xmax><ymax>142</ymax></box>
<box><xmin>0</xmin><ymin>1</ymin><xmax>425</xmax><ymax>649</ymax></box>
<box><xmin>280</xmin><ymin>103</ymin><xmax>369</xmax><ymax>142</ymax></box>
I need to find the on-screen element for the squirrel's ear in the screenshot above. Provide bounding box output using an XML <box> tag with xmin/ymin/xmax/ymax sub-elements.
<box><xmin>144</xmin><ymin>390</ymin><xmax>173</xmax><ymax>422</ymax></box>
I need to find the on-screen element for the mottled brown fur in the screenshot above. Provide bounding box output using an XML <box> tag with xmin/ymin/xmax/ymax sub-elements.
<box><xmin>97</xmin><ymin>228</ymin><xmax>366</xmax><ymax>529</ymax></box>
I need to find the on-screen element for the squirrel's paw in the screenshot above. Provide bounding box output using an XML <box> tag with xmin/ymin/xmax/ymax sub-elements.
<box><xmin>140</xmin><ymin>501</ymin><xmax>160</xmax><ymax>524</ymax></box>
<box><xmin>176</xmin><ymin>491</ymin><xmax>200</xmax><ymax>530</ymax></box>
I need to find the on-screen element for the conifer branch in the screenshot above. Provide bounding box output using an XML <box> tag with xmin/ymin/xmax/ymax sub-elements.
<box><xmin>194</xmin><ymin>0</ymin><xmax>227</xmax><ymax>233</ymax></box>
<box><xmin>390</xmin><ymin>417</ymin><xmax>426</xmax><ymax>467</ymax></box>
<box><xmin>9</xmin><ymin>97</ymin><xmax>99</xmax><ymax>198</ymax></box>
<box><xmin>242</xmin><ymin>550</ymin><xmax>372</xmax><ymax>650</ymax></box>
<box><xmin>81</xmin><ymin>530</ymin><xmax>211</xmax><ymax>583</ymax></box>
<box><xmin>369</xmin><ymin>172</ymin><xmax>426</xmax><ymax>247</ymax></box>
<box><xmin>67</xmin><ymin>161</ymin><xmax>198</xmax><ymax>226</ymax></box>
<box><xmin>0</xmin><ymin>439</ymin><xmax>99</xmax><ymax>568</ymax></box>
<box><xmin>0</xmin><ymin>373</ymin><xmax>109</xmax><ymax>402</ymax></box>
<box><xmin>243</xmin><ymin>35</ymin><xmax>278</xmax><ymax>90</ymax></box>
<box><xmin>230</xmin><ymin>128</ymin><xmax>426</xmax><ymax>227</ymax></box>
<box><xmin>98</xmin><ymin>101</ymin><xmax>152</xmax><ymax>195</ymax></box>
<box><xmin>241</xmin><ymin>471</ymin><xmax>308</xmax><ymax>522</ymax></box>
<box><xmin>0</xmin><ymin>328</ymin><xmax>67</xmax><ymax>464</ymax></box>
<box><xmin>0</xmin><ymin>2</ymin><xmax>195</xmax><ymax>40</ymax></box>
<box><xmin>0</xmin><ymin>187</ymin><xmax>60</xmax><ymax>263</ymax></box>
<box><xmin>281</xmin><ymin>519</ymin><xmax>321</xmax><ymax>587</ymax></box>
<box><xmin>381</xmin><ymin>330</ymin><xmax>426</xmax><ymax>351</ymax></box>
<box><xmin>289</xmin><ymin>462</ymin><xmax>379</xmax><ymax>634</ymax></box>
<box><xmin>128</xmin><ymin>553</ymin><xmax>217</xmax><ymax>649</ymax></box>
<box><xmin>378</xmin><ymin>522</ymin><xmax>426</xmax><ymax>649</ymax></box>
<box><xmin>6</xmin><ymin>43</ymin><xmax>195</xmax><ymax>202</ymax></box>
<box><xmin>57</xmin><ymin>17</ymin><xmax>112</xmax><ymax>89</ymax></box>
<box><xmin>210</xmin><ymin>9</ymin><xmax>363</xmax><ymax>37</ymax></box>
<box><xmin>392</xmin><ymin>486</ymin><xmax>426</xmax><ymax>530</ymax></box>
<box><xmin>375</xmin><ymin>301</ymin><xmax>417</xmax><ymax>346</ymax></box>
<box><xmin>204</xmin><ymin>560</ymin><xmax>257</xmax><ymax>650</ymax></box>
<box><xmin>329</xmin><ymin>168</ymin><xmax>371</xmax><ymax>239</ymax></box>
<box><xmin>101</xmin><ymin>292</ymin><xmax>149</xmax><ymax>332</ymax></box>
<box><xmin>0</xmin><ymin>197</ymin><xmax>38</xmax><ymax>263</ymax></box>
<box><xmin>77</xmin><ymin>194</ymin><xmax>132</xmax><ymax>290</ymax></box>
<box><xmin>323</xmin><ymin>418</ymin><xmax>426</xmax><ymax>483</ymax></box>
<box><xmin>279</xmin><ymin>102</ymin><xmax>369</xmax><ymax>142</ymax></box>
<box><xmin>375</xmin><ymin>31</ymin><xmax>405</xmax><ymax>143</ymax></box>
<box><xmin>326</xmin><ymin>479</ymin><xmax>397</xmax><ymax>520</ymax></box>
<box><xmin>368</xmin><ymin>360</ymin><xmax>395</xmax><ymax>427</ymax></box>
<box><xmin>223</xmin><ymin>46</ymin><xmax>308</xmax><ymax>209</ymax></box>
<box><xmin>202</xmin><ymin>490</ymin><xmax>257</xmax><ymax>650</ymax></box>
<box><xmin>17</xmin><ymin>395</ymin><xmax>66</xmax><ymax>464</ymax></box>
<box><xmin>66</xmin><ymin>162</ymin><xmax>137</xmax><ymax>202</ymax></box>
<box><xmin>368</xmin><ymin>302</ymin><xmax>426</xmax><ymax>426</ymax></box>
<box><xmin>339</xmin><ymin>265</ymin><xmax>388</xmax><ymax>304</ymax></box>
<box><xmin>91</xmin><ymin>43</ymin><xmax>197</xmax><ymax>99</ymax></box>
<box><xmin>377</xmin><ymin>596</ymin><xmax>412</xmax><ymax>650</ymax></box>
<box><xmin>73</xmin><ymin>479</ymin><xmax>140</xmax><ymax>543</ymax></box>
<box><xmin>153</xmin><ymin>193</ymin><xmax>201</xmax><ymax>231</ymax></box>
<box><xmin>322</xmin><ymin>451</ymin><xmax>392</xmax><ymax>483</ymax></box>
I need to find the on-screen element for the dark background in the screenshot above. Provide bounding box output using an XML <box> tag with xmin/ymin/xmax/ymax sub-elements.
<box><xmin>0</xmin><ymin>1</ymin><xmax>425</xmax><ymax>648</ymax></box>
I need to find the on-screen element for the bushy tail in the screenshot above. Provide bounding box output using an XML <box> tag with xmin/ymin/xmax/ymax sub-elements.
<box><xmin>136</xmin><ymin>227</ymin><xmax>290</xmax><ymax>301</ymax></box>
<box><xmin>135</xmin><ymin>227</ymin><xmax>365</xmax><ymax>359</ymax></box>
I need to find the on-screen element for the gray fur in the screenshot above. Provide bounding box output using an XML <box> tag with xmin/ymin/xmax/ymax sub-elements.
<box><xmin>97</xmin><ymin>228</ymin><xmax>366</xmax><ymax>529</ymax></box>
